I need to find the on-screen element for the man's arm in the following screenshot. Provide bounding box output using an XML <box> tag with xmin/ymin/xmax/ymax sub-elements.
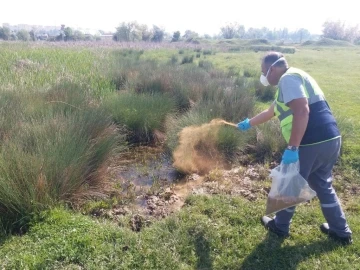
<box><xmin>287</xmin><ymin>98</ymin><xmax>309</xmax><ymax>147</ymax></box>
<box><xmin>249</xmin><ymin>102</ymin><xmax>275</xmax><ymax>127</ymax></box>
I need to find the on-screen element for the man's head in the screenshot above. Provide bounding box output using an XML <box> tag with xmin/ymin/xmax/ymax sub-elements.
<box><xmin>260</xmin><ymin>52</ymin><xmax>288</xmax><ymax>86</ymax></box>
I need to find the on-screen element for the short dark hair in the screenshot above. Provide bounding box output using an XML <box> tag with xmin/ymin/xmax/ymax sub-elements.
<box><xmin>262</xmin><ymin>52</ymin><xmax>287</xmax><ymax>68</ymax></box>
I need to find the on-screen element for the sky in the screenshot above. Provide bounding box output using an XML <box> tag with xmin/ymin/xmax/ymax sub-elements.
<box><xmin>1</xmin><ymin>0</ymin><xmax>359</xmax><ymax>35</ymax></box>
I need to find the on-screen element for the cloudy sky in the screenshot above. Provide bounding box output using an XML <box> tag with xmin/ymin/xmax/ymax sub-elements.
<box><xmin>1</xmin><ymin>0</ymin><xmax>358</xmax><ymax>34</ymax></box>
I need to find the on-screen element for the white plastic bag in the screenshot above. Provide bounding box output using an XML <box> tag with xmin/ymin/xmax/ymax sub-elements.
<box><xmin>265</xmin><ymin>161</ymin><xmax>316</xmax><ymax>215</ymax></box>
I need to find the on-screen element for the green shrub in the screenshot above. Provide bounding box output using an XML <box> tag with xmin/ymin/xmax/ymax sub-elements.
<box><xmin>165</xmin><ymin>111</ymin><xmax>212</xmax><ymax>152</ymax></box>
<box><xmin>181</xmin><ymin>55</ymin><xmax>194</xmax><ymax>64</ymax></box>
<box><xmin>198</xmin><ymin>60</ymin><xmax>213</xmax><ymax>71</ymax></box>
<box><xmin>302</xmin><ymin>38</ymin><xmax>354</xmax><ymax>47</ymax></box>
<box><xmin>170</xmin><ymin>55</ymin><xmax>178</xmax><ymax>64</ymax></box>
<box><xmin>165</xmin><ymin>77</ymin><xmax>255</xmax><ymax>159</ymax></box>
<box><xmin>243</xmin><ymin>68</ymin><xmax>258</xmax><ymax>78</ymax></box>
<box><xmin>254</xmin><ymin>82</ymin><xmax>277</xmax><ymax>102</ymax></box>
<box><xmin>251</xmin><ymin>119</ymin><xmax>286</xmax><ymax>162</ymax></box>
<box><xmin>247</xmin><ymin>38</ymin><xmax>270</xmax><ymax>45</ymax></box>
<box><xmin>250</xmin><ymin>45</ymin><xmax>296</xmax><ymax>54</ymax></box>
<box><xmin>216</xmin><ymin>125</ymin><xmax>250</xmax><ymax>159</ymax></box>
<box><xmin>0</xmin><ymin>87</ymin><xmax>122</xmax><ymax>233</ymax></box>
<box><xmin>203</xmin><ymin>49</ymin><xmax>212</xmax><ymax>55</ymax></box>
<box><xmin>104</xmin><ymin>92</ymin><xmax>176</xmax><ymax>143</ymax></box>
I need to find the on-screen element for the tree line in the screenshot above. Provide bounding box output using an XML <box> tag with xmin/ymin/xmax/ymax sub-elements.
<box><xmin>0</xmin><ymin>20</ymin><xmax>359</xmax><ymax>44</ymax></box>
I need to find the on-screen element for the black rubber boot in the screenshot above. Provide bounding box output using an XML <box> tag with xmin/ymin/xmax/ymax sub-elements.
<box><xmin>261</xmin><ymin>216</ymin><xmax>289</xmax><ymax>237</ymax></box>
<box><xmin>320</xmin><ymin>223</ymin><xmax>352</xmax><ymax>245</ymax></box>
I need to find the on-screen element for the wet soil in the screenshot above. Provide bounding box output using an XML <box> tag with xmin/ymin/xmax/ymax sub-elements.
<box><xmin>100</xmin><ymin>145</ymin><xmax>273</xmax><ymax>231</ymax></box>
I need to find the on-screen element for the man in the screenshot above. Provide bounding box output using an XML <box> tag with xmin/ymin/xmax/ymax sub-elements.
<box><xmin>237</xmin><ymin>52</ymin><xmax>352</xmax><ymax>244</ymax></box>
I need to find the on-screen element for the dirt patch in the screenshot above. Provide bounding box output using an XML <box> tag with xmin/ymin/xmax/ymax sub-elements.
<box><xmin>130</xmin><ymin>214</ymin><xmax>145</xmax><ymax>232</ymax></box>
<box><xmin>89</xmin><ymin>145</ymin><xmax>275</xmax><ymax>230</ymax></box>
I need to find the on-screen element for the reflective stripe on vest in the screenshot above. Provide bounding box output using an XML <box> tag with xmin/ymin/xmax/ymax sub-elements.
<box><xmin>274</xmin><ymin>67</ymin><xmax>326</xmax><ymax>142</ymax></box>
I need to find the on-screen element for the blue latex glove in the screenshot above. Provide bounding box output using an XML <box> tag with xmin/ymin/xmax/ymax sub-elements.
<box><xmin>282</xmin><ymin>149</ymin><xmax>299</xmax><ymax>164</ymax></box>
<box><xmin>237</xmin><ymin>118</ymin><xmax>251</xmax><ymax>131</ymax></box>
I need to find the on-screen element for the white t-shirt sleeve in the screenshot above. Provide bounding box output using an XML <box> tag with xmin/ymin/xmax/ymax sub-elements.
<box><xmin>279</xmin><ymin>74</ymin><xmax>307</xmax><ymax>105</ymax></box>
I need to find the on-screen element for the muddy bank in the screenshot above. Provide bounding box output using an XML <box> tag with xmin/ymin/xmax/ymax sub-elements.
<box><xmin>99</xmin><ymin>146</ymin><xmax>273</xmax><ymax>231</ymax></box>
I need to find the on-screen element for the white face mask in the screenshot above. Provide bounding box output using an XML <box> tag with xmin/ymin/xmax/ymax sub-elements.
<box><xmin>260</xmin><ymin>74</ymin><xmax>270</xmax><ymax>86</ymax></box>
<box><xmin>260</xmin><ymin>57</ymin><xmax>284</xmax><ymax>86</ymax></box>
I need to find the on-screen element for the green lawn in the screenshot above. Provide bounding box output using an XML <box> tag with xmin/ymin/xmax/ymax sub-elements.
<box><xmin>1</xmin><ymin>195</ymin><xmax>359</xmax><ymax>269</ymax></box>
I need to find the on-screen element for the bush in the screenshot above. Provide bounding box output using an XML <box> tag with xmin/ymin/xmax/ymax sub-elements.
<box><xmin>250</xmin><ymin>119</ymin><xmax>286</xmax><ymax>162</ymax></box>
<box><xmin>247</xmin><ymin>38</ymin><xmax>270</xmax><ymax>45</ymax></box>
<box><xmin>165</xmin><ymin>111</ymin><xmax>212</xmax><ymax>152</ymax></box>
<box><xmin>250</xmin><ymin>45</ymin><xmax>296</xmax><ymax>54</ymax></box>
<box><xmin>16</xmin><ymin>29</ymin><xmax>30</xmax><ymax>41</ymax></box>
<box><xmin>165</xmin><ymin>75</ymin><xmax>255</xmax><ymax>159</ymax></box>
<box><xmin>170</xmin><ymin>55</ymin><xmax>178</xmax><ymax>64</ymax></box>
<box><xmin>243</xmin><ymin>68</ymin><xmax>258</xmax><ymax>78</ymax></box>
<box><xmin>0</xmin><ymin>84</ymin><xmax>123</xmax><ymax>233</ymax></box>
<box><xmin>253</xmin><ymin>79</ymin><xmax>277</xmax><ymax>102</ymax></box>
<box><xmin>198</xmin><ymin>60</ymin><xmax>214</xmax><ymax>71</ymax></box>
<box><xmin>181</xmin><ymin>55</ymin><xmax>194</xmax><ymax>64</ymax></box>
<box><xmin>104</xmin><ymin>92</ymin><xmax>176</xmax><ymax>143</ymax></box>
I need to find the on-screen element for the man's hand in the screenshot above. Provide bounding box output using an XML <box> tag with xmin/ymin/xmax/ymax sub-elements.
<box><xmin>282</xmin><ymin>149</ymin><xmax>299</xmax><ymax>164</ymax></box>
<box><xmin>237</xmin><ymin>118</ymin><xmax>251</xmax><ymax>131</ymax></box>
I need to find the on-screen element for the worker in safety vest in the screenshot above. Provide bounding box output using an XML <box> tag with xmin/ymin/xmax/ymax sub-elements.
<box><xmin>237</xmin><ymin>52</ymin><xmax>352</xmax><ymax>245</ymax></box>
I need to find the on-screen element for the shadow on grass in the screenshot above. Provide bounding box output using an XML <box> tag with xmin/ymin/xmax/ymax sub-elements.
<box><xmin>0</xmin><ymin>235</ymin><xmax>9</xmax><ymax>247</ymax></box>
<box><xmin>194</xmin><ymin>231</ymin><xmax>212</xmax><ymax>270</ymax></box>
<box><xmin>240</xmin><ymin>233</ymin><xmax>341</xmax><ymax>270</ymax></box>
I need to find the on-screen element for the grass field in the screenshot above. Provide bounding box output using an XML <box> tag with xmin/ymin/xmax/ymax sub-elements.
<box><xmin>0</xmin><ymin>41</ymin><xmax>359</xmax><ymax>269</ymax></box>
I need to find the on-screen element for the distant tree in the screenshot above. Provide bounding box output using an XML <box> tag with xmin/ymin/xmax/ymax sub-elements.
<box><xmin>220</xmin><ymin>22</ymin><xmax>245</xmax><ymax>39</ymax></box>
<box><xmin>322</xmin><ymin>20</ymin><xmax>360</xmax><ymax>42</ymax></box>
<box><xmin>113</xmin><ymin>21</ymin><xmax>141</xmax><ymax>42</ymax></box>
<box><xmin>10</xmin><ymin>32</ymin><xmax>18</xmax><ymax>41</ymax></box>
<box><xmin>56</xmin><ymin>33</ymin><xmax>65</xmax><ymax>41</ymax></box>
<box><xmin>280</xmin><ymin>28</ymin><xmax>289</xmax><ymax>40</ymax></box>
<box><xmin>151</xmin><ymin>25</ymin><xmax>164</xmax><ymax>42</ymax></box>
<box><xmin>322</xmin><ymin>20</ymin><xmax>346</xmax><ymax>40</ymax></box>
<box><xmin>245</xmin><ymin>27</ymin><xmax>264</xmax><ymax>39</ymax></box>
<box><xmin>344</xmin><ymin>25</ymin><xmax>360</xmax><ymax>42</ymax></box>
<box><xmin>64</xmin><ymin>27</ymin><xmax>74</xmax><ymax>41</ymax></box>
<box><xmin>16</xmin><ymin>29</ymin><xmax>30</xmax><ymax>41</ymax></box>
<box><xmin>139</xmin><ymin>24</ymin><xmax>152</xmax><ymax>41</ymax></box>
<box><xmin>0</xmin><ymin>26</ymin><xmax>11</xmax><ymax>40</ymax></box>
<box><xmin>171</xmin><ymin>31</ymin><xmax>181</xmax><ymax>42</ymax></box>
<box><xmin>293</xmin><ymin>28</ymin><xmax>311</xmax><ymax>43</ymax></box>
<box><xmin>220</xmin><ymin>23</ymin><xmax>236</xmax><ymax>39</ymax></box>
<box><xmin>183</xmin><ymin>30</ymin><xmax>199</xmax><ymax>40</ymax></box>
<box><xmin>73</xmin><ymin>30</ymin><xmax>85</xmax><ymax>41</ymax></box>
<box><xmin>203</xmin><ymin>34</ymin><xmax>212</xmax><ymax>39</ymax></box>
<box><xmin>29</xmin><ymin>29</ymin><xmax>36</xmax><ymax>41</ymax></box>
<box><xmin>84</xmin><ymin>34</ymin><xmax>94</xmax><ymax>41</ymax></box>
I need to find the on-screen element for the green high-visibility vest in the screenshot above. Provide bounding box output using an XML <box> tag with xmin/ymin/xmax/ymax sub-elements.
<box><xmin>274</xmin><ymin>67</ymin><xmax>326</xmax><ymax>143</ymax></box>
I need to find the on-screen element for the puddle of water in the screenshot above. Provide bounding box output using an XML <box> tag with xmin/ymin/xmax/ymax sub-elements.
<box><xmin>116</xmin><ymin>146</ymin><xmax>185</xmax><ymax>186</ymax></box>
<box><xmin>108</xmin><ymin>145</ymin><xmax>206</xmax><ymax>214</ymax></box>
<box><xmin>118</xmin><ymin>153</ymin><xmax>183</xmax><ymax>187</ymax></box>
<box><xmin>113</xmin><ymin>146</ymin><xmax>184</xmax><ymax>192</ymax></box>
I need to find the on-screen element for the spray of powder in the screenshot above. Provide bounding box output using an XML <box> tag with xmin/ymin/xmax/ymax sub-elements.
<box><xmin>173</xmin><ymin>118</ymin><xmax>237</xmax><ymax>175</ymax></box>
